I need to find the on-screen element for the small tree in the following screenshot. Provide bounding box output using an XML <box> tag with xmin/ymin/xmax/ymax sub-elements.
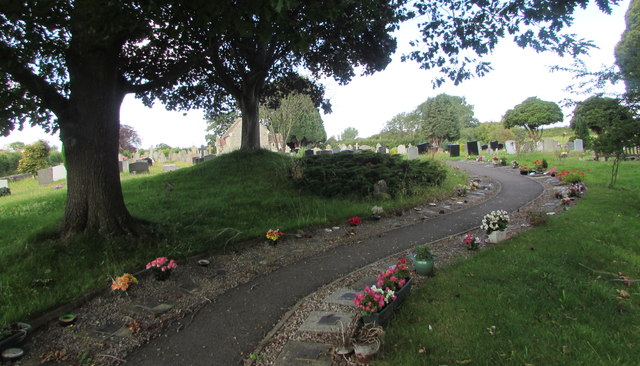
<box><xmin>502</xmin><ymin>97</ymin><xmax>564</xmax><ymax>145</ymax></box>
<box><xmin>340</xmin><ymin>127</ymin><xmax>359</xmax><ymax>141</ymax></box>
<box><xmin>119</xmin><ymin>125</ymin><xmax>141</xmax><ymax>155</ymax></box>
<box><xmin>18</xmin><ymin>140</ymin><xmax>50</xmax><ymax>176</ymax></box>
<box><xmin>572</xmin><ymin>96</ymin><xmax>639</xmax><ymax>187</ymax></box>
<box><xmin>8</xmin><ymin>142</ymin><xmax>25</xmax><ymax>150</ymax></box>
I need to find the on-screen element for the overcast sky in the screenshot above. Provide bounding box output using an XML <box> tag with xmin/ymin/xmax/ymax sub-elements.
<box><xmin>0</xmin><ymin>0</ymin><xmax>630</xmax><ymax>150</ymax></box>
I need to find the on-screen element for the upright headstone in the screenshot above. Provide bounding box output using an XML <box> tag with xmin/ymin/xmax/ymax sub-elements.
<box><xmin>359</xmin><ymin>145</ymin><xmax>373</xmax><ymax>151</ymax></box>
<box><xmin>0</xmin><ymin>179</ymin><xmax>8</xmax><ymax>189</ymax></box>
<box><xmin>203</xmin><ymin>154</ymin><xmax>216</xmax><ymax>161</ymax></box>
<box><xmin>37</xmin><ymin>167</ymin><xmax>53</xmax><ymax>185</ymax></box>
<box><xmin>332</xmin><ymin>147</ymin><xmax>341</xmax><ymax>154</ymax></box>
<box><xmin>377</xmin><ymin>146</ymin><xmax>386</xmax><ymax>153</ymax></box>
<box><xmin>119</xmin><ymin>160</ymin><xmax>130</xmax><ymax>173</ymax></box>
<box><xmin>397</xmin><ymin>145</ymin><xmax>407</xmax><ymax>155</ymax></box>
<box><xmin>543</xmin><ymin>138</ymin><xmax>558</xmax><ymax>152</ymax></box>
<box><xmin>163</xmin><ymin>164</ymin><xmax>178</xmax><ymax>172</ymax></box>
<box><xmin>536</xmin><ymin>141</ymin><xmax>544</xmax><ymax>152</ymax></box>
<box><xmin>417</xmin><ymin>143</ymin><xmax>429</xmax><ymax>154</ymax></box>
<box><xmin>505</xmin><ymin>140</ymin><xmax>516</xmax><ymax>154</ymax></box>
<box><xmin>565</xmin><ymin>141</ymin><xmax>575</xmax><ymax>151</ymax></box>
<box><xmin>52</xmin><ymin>164</ymin><xmax>66</xmax><ymax>181</ymax></box>
<box><xmin>304</xmin><ymin>149</ymin><xmax>314</xmax><ymax>156</ymax></box>
<box><xmin>574</xmin><ymin>139</ymin><xmax>584</xmax><ymax>151</ymax></box>
<box><xmin>448</xmin><ymin>144</ymin><xmax>460</xmax><ymax>157</ymax></box>
<box><xmin>481</xmin><ymin>144</ymin><xmax>489</xmax><ymax>151</ymax></box>
<box><xmin>407</xmin><ymin>146</ymin><xmax>419</xmax><ymax>160</ymax></box>
<box><xmin>490</xmin><ymin>141</ymin><xmax>499</xmax><ymax>150</ymax></box>
<box><xmin>467</xmin><ymin>141</ymin><xmax>480</xmax><ymax>155</ymax></box>
<box><xmin>375</xmin><ymin>143</ymin><xmax>382</xmax><ymax>150</ymax></box>
<box><xmin>129</xmin><ymin>161</ymin><xmax>149</xmax><ymax>174</ymax></box>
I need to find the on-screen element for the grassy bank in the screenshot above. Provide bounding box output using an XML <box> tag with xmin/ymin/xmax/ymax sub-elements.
<box><xmin>377</xmin><ymin>158</ymin><xmax>640</xmax><ymax>365</ymax></box>
<box><xmin>0</xmin><ymin>150</ymin><xmax>463</xmax><ymax>325</ymax></box>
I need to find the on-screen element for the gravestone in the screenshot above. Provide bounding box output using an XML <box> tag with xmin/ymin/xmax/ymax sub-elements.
<box><xmin>37</xmin><ymin>167</ymin><xmax>53</xmax><ymax>185</ymax></box>
<box><xmin>163</xmin><ymin>164</ymin><xmax>178</xmax><ymax>172</ymax></box>
<box><xmin>505</xmin><ymin>140</ymin><xmax>516</xmax><ymax>154</ymax></box>
<box><xmin>377</xmin><ymin>146</ymin><xmax>386</xmax><ymax>153</ymax></box>
<box><xmin>481</xmin><ymin>144</ymin><xmax>488</xmax><ymax>150</ymax></box>
<box><xmin>192</xmin><ymin>157</ymin><xmax>204</xmax><ymax>164</ymax></box>
<box><xmin>543</xmin><ymin>138</ymin><xmax>558</xmax><ymax>152</ymax></box>
<box><xmin>203</xmin><ymin>154</ymin><xmax>216</xmax><ymax>161</ymax></box>
<box><xmin>397</xmin><ymin>144</ymin><xmax>407</xmax><ymax>155</ymax></box>
<box><xmin>448</xmin><ymin>144</ymin><xmax>460</xmax><ymax>157</ymax></box>
<box><xmin>565</xmin><ymin>141</ymin><xmax>574</xmax><ymax>151</ymax></box>
<box><xmin>140</xmin><ymin>157</ymin><xmax>153</xmax><ymax>166</ymax></box>
<box><xmin>129</xmin><ymin>161</ymin><xmax>149</xmax><ymax>174</ymax></box>
<box><xmin>0</xmin><ymin>179</ymin><xmax>7</xmax><ymax>189</ymax></box>
<box><xmin>119</xmin><ymin>160</ymin><xmax>130</xmax><ymax>173</ymax></box>
<box><xmin>317</xmin><ymin>150</ymin><xmax>331</xmax><ymax>155</ymax></box>
<box><xmin>375</xmin><ymin>143</ymin><xmax>382</xmax><ymax>150</ymax></box>
<box><xmin>52</xmin><ymin>164</ymin><xmax>66</xmax><ymax>181</ymax></box>
<box><xmin>467</xmin><ymin>141</ymin><xmax>480</xmax><ymax>155</ymax></box>
<box><xmin>407</xmin><ymin>146</ymin><xmax>419</xmax><ymax>160</ymax></box>
<box><xmin>332</xmin><ymin>147</ymin><xmax>341</xmax><ymax>154</ymax></box>
<box><xmin>498</xmin><ymin>143</ymin><xmax>504</xmax><ymax>150</ymax></box>
<box><xmin>490</xmin><ymin>141</ymin><xmax>499</xmax><ymax>150</ymax></box>
<box><xmin>359</xmin><ymin>145</ymin><xmax>373</xmax><ymax>151</ymax></box>
<box><xmin>574</xmin><ymin>138</ymin><xmax>584</xmax><ymax>151</ymax></box>
<box><xmin>417</xmin><ymin>142</ymin><xmax>429</xmax><ymax>154</ymax></box>
<box><xmin>304</xmin><ymin>149</ymin><xmax>314</xmax><ymax>156</ymax></box>
<box><xmin>373</xmin><ymin>179</ymin><xmax>388</xmax><ymax>198</ymax></box>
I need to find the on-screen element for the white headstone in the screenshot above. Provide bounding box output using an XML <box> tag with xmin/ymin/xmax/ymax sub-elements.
<box><xmin>52</xmin><ymin>164</ymin><xmax>67</xmax><ymax>181</ymax></box>
<box><xmin>536</xmin><ymin>141</ymin><xmax>544</xmax><ymax>152</ymax></box>
<box><xmin>360</xmin><ymin>145</ymin><xmax>373</xmax><ymax>151</ymax></box>
<box><xmin>505</xmin><ymin>140</ymin><xmax>517</xmax><ymax>155</ymax></box>
<box><xmin>574</xmin><ymin>139</ymin><xmax>584</xmax><ymax>151</ymax></box>
<box><xmin>407</xmin><ymin>146</ymin><xmax>419</xmax><ymax>160</ymax></box>
<box><xmin>0</xmin><ymin>179</ymin><xmax>7</xmax><ymax>189</ymax></box>
<box><xmin>375</xmin><ymin>143</ymin><xmax>382</xmax><ymax>149</ymax></box>
<box><xmin>397</xmin><ymin>145</ymin><xmax>407</xmax><ymax>155</ymax></box>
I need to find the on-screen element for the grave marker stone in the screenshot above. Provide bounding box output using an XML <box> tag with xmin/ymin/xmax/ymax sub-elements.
<box><xmin>332</xmin><ymin>147</ymin><xmax>341</xmax><ymax>154</ymax></box>
<box><xmin>490</xmin><ymin>141</ymin><xmax>499</xmax><ymax>150</ymax></box>
<box><xmin>448</xmin><ymin>144</ymin><xmax>460</xmax><ymax>157</ymax></box>
<box><xmin>304</xmin><ymin>149</ymin><xmax>314</xmax><ymax>156</ymax></box>
<box><xmin>543</xmin><ymin>138</ymin><xmax>558</xmax><ymax>152</ymax></box>
<box><xmin>37</xmin><ymin>167</ymin><xmax>53</xmax><ymax>185</ymax></box>
<box><xmin>397</xmin><ymin>144</ymin><xmax>407</xmax><ymax>155</ymax></box>
<box><xmin>129</xmin><ymin>161</ymin><xmax>149</xmax><ymax>174</ymax></box>
<box><xmin>467</xmin><ymin>141</ymin><xmax>480</xmax><ymax>155</ymax></box>
<box><xmin>565</xmin><ymin>141</ymin><xmax>574</xmax><ymax>151</ymax></box>
<box><xmin>52</xmin><ymin>164</ymin><xmax>66</xmax><ymax>181</ymax></box>
<box><xmin>163</xmin><ymin>164</ymin><xmax>178</xmax><ymax>172</ymax></box>
<box><xmin>377</xmin><ymin>146</ymin><xmax>386</xmax><ymax>153</ymax></box>
<box><xmin>119</xmin><ymin>160</ymin><xmax>129</xmax><ymax>173</ymax></box>
<box><xmin>574</xmin><ymin>138</ymin><xmax>584</xmax><ymax>151</ymax></box>
<box><xmin>407</xmin><ymin>146</ymin><xmax>418</xmax><ymax>160</ymax></box>
<box><xmin>505</xmin><ymin>140</ymin><xmax>516</xmax><ymax>154</ymax></box>
<box><xmin>0</xmin><ymin>179</ymin><xmax>7</xmax><ymax>189</ymax></box>
<box><xmin>203</xmin><ymin>154</ymin><xmax>216</xmax><ymax>161</ymax></box>
<box><xmin>417</xmin><ymin>142</ymin><xmax>429</xmax><ymax>154</ymax></box>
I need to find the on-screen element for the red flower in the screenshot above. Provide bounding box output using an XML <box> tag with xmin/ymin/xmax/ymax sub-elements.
<box><xmin>348</xmin><ymin>216</ymin><xmax>362</xmax><ymax>226</ymax></box>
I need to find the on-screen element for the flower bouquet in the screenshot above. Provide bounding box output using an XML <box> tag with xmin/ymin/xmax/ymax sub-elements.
<box><xmin>111</xmin><ymin>273</ymin><xmax>138</xmax><ymax>293</ymax></box>
<box><xmin>481</xmin><ymin>210</ymin><xmax>510</xmax><ymax>234</ymax></box>
<box><xmin>463</xmin><ymin>233</ymin><xmax>479</xmax><ymax>250</ymax></box>
<box><xmin>348</xmin><ymin>216</ymin><xmax>362</xmax><ymax>226</ymax></box>
<box><xmin>353</xmin><ymin>285</ymin><xmax>396</xmax><ymax>316</ymax></box>
<box><xmin>266</xmin><ymin>229</ymin><xmax>283</xmax><ymax>244</ymax></box>
<box><xmin>146</xmin><ymin>257</ymin><xmax>177</xmax><ymax>281</ymax></box>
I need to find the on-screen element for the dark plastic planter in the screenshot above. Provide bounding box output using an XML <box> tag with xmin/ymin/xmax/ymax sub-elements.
<box><xmin>362</xmin><ymin>277</ymin><xmax>413</xmax><ymax>326</ymax></box>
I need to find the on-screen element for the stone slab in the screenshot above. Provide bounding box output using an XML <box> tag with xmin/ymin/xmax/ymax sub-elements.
<box><xmin>178</xmin><ymin>282</ymin><xmax>200</xmax><ymax>294</ymax></box>
<box><xmin>273</xmin><ymin>341</ymin><xmax>332</xmax><ymax>366</ymax></box>
<box><xmin>93</xmin><ymin>322</ymin><xmax>130</xmax><ymax>339</ymax></box>
<box><xmin>324</xmin><ymin>287</ymin><xmax>358</xmax><ymax>307</ymax></box>
<box><xmin>131</xmin><ymin>299</ymin><xmax>175</xmax><ymax>315</ymax></box>
<box><xmin>0</xmin><ymin>179</ymin><xmax>7</xmax><ymax>188</ymax></box>
<box><xmin>298</xmin><ymin>311</ymin><xmax>355</xmax><ymax>333</ymax></box>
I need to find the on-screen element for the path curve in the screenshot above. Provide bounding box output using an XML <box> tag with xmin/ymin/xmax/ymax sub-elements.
<box><xmin>126</xmin><ymin>161</ymin><xmax>543</xmax><ymax>366</ymax></box>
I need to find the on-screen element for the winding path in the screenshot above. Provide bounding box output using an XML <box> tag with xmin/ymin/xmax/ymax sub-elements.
<box><xmin>126</xmin><ymin>161</ymin><xmax>543</xmax><ymax>366</ymax></box>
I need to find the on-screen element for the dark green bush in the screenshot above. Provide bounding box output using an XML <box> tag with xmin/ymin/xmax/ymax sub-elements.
<box><xmin>0</xmin><ymin>152</ymin><xmax>22</xmax><ymax>176</ymax></box>
<box><xmin>0</xmin><ymin>187</ymin><xmax>10</xmax><ymax>197</ymax></box>
<box><xmin>292</xmin><ymin>152</ymin><xmax>446</xmax><ymax>198</ymax></box>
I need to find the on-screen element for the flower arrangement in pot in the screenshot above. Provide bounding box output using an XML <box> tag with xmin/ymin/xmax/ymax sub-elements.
<box><xmin>463</xmin><ymin>233</ymin><xmax>480</xmax><ymax>250</ymax></box>
<box><xmin>413</xmin><ymin>246</ymin><xmax>435</xmax><ymax>275</ymax></box>
<box><xmin>481</xmin><ymin>210</ymin><xmax>510</xmax><ymax>243</ymax></box>
<box><xmin>111</xmin><ymin>273</ymin><xmax>138</xmax><ymax>294</ymax></box>
<box><xmin>266</xmin><ymin>229</ymin><xmax>283</xmax><ymax>245</ymax></box>
<box><xmin>146</xmin><ymin>257</ymin><xmax>177</xmax><ymax>281</ymax></box>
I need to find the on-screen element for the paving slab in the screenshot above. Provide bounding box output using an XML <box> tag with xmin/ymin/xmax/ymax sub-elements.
<box><xmin>324</xmin><ymin>288</ymin><xmax>358</xmax><ymax>307</ymax></box>
<box><xmin>299</xmin><ymin>311</ymin><xmax>355</xmax><ymax>333</ymax></box>
<box><xmin>273</xmin><ymin>341</ymin><xmax>332</xmax><ymax>366</ymax></box>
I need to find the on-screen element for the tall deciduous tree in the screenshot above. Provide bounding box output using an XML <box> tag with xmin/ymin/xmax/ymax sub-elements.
<box><xmin>0</xmin><ymin>2</ymin><xmax>210</xmax><ymax>236</ymax></box>
<box><xmin>340</xmin><ymin>127</ymin><xmax>359</xmax><ymax>141</ymax></box>
<box><xmin>502</xmin><ymin>97</ymin><xmax>564</xmax><ymax>143</ymax></box>
<box><xmin>415</xmin><ymin>94</ymin><xmax>477</xmax><ymax>147</ymax></box>
<box><xmin>262</xmin><ymin>93</ymin><xmax>325</xmax><ymax>152</ymax></box>
<box><xmin>119</xmin><ymin>125</ymin><xmax>141</xmax><ymax>154</ymax></box>
<box><xmin>148</xmin><ymin>1</ymin><xmax>404</xmax><ymax>151</ymax></box>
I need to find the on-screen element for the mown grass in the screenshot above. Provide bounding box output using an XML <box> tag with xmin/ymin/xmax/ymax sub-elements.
<box><xmin>0</xmin><ymin>150</ymin><xmax>463</xmax><ymax>325</ymax></box>
<box><xmin>377</xmin><ymin>157</ymin><xmax>640</xmax><ymax>365</ymax></box>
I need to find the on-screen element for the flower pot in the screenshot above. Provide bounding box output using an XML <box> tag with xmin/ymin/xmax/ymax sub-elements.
<box><xmin>0</xmin><ymin>323</ymin><xmax>31</xmax><ymax>353</ymax></box>
<box><xmin>58</xmin><ymin>314</ymin><xmax>77</xmax><ymax>327</ymax></box>
<box><xmin>353</xmin><ymin>341</ymin><xmax>380</xmax><ymax>363</ymax></box>
<box><xmin>153</xmin><ymin>270</ymin><xmax>171</xmax><ymax>281</ymax></box>
<box><xmin>414</xmin><ymin>260</ymin><xmax>434</xmax><ymax>276</ymax></box>
<box><xmin>362</xmin><ymin>277</ymin><xmax>413</xmax><ymax>326</ymax></box>
<box><xmin>520</xmin><ymin>170</ymin><xmax>528</xmax><ymax>175</ymax></box>
<box><xmin>488</xmin><ymin>230</ymin><xmax>507</xmax><ymax>243</ymax></box>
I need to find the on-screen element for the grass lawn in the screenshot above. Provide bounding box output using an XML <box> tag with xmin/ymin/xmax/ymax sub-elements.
<box><xmin>0</xmin><ymin>150</ymin><xmax>464</xmax><ymax>326</ymax></box>
<box><xmin>377</xmin><ymin>156</ymin><xmax>640</xmax><ymax>365</ymax></box>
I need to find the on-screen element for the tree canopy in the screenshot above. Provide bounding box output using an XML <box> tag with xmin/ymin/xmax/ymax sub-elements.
<box><xmin>615</xmin><ymin>0</ymin><xmax>640</xmax><ymax>102</ymax></box>
<box><xmin>502</xmin><ymin>97</ymin><xmax>564</xmax><ymax>141</ymax></box>
<box><xmin>415</xmin><ymin>94</ymin><xmax>477</xmax><ymax>147</ymax></box>
<box><xmin>340</xmin><ymin>127</ymin><xmax>359</xmax><ymax>141</ymax></box>
<box><xmin>262</xmin><ymin>93</ymin><xmax>326</xmax><ymax>151</ymax></box>
<box><xmin>17</xmin><ymin>140</ymin><xmax>50</xmax><ymax>175</ymax></box>
<box><xmin>119</xmin><ymin>125</ymin><xmax>141</xmax><ymax>154</ymax></box>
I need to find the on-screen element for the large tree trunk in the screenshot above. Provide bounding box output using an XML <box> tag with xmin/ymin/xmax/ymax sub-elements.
<box><xmin>58</xmin><ymin>28</ymin><xmax>135</xmax><ymax>237</ymax></box>
<box><xmin>239</xmin><ymin>92</ymin><xmax>261</xmax><ymax>150</ymax></box>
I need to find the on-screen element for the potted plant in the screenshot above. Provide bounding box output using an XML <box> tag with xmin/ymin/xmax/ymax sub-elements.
<box><xmin>265</xmin><ymin>229</ymin><xmax>283</xmax><ymax>245</ymax></box>
<box><xmin>519</xmin><ymin>164</ymin><xmax>530</xmax><ymax>175</ymax></box>
<box><xmin>463</xmin><ymin>234</ymin><xmax>480</xmax><ymax>250</ymax></box>
<box><xmin>413</xmin><ymin>246</ymin><xmax>435</xmax><ymax>275</ymax></box>
<box><xmin>0</xmin><ymin>322</ymin><xmax>31</xmax><ymax>353</ymax></box>
<box><xmin>481</xmin><ymin>210</ymin><xmax>510</xmax><ymax>243</ymax></box>
<box><xmin>146</xmin><ymin>257</ymin><xmax>178</xmax><ymax>281</ymax></box>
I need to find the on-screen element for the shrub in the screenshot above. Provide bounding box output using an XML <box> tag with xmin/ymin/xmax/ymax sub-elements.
<box><xmin>0</xmin><ymin>187</ymin><xmax>10</xmax><ymax>197</ymax></box>
<box><xmin>0</xmin><ymin>152</ymin><xmax>22</xmax><ymax>176</ymax></box>
<box><xmin>292</xmin><ymin>152</ymin><xmax>447</xmax><ymax>198</ymax></box>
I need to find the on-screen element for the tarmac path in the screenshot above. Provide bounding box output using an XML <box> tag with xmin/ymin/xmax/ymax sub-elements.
<box><xmin>125</xmin><ymin>161</ymin><xmax>543</xmax><ymax>366</ymax></box>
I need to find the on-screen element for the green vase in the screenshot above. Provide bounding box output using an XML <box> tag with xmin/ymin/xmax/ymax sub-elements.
<box><xmin>414</xmin><ymin>260</ymin><xmax>434</xmax><ymax>276</ymax></box>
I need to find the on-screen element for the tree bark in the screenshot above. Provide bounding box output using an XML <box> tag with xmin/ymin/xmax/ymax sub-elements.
<box><xmin>58</xmin><ymin>30</ymin><xmax>135</xmax><ymax>237</ymax></box>
<box><xmin>239</xmin><ymin>87</ymin><xmax>261</xmax><ymax>150</ymax></box>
